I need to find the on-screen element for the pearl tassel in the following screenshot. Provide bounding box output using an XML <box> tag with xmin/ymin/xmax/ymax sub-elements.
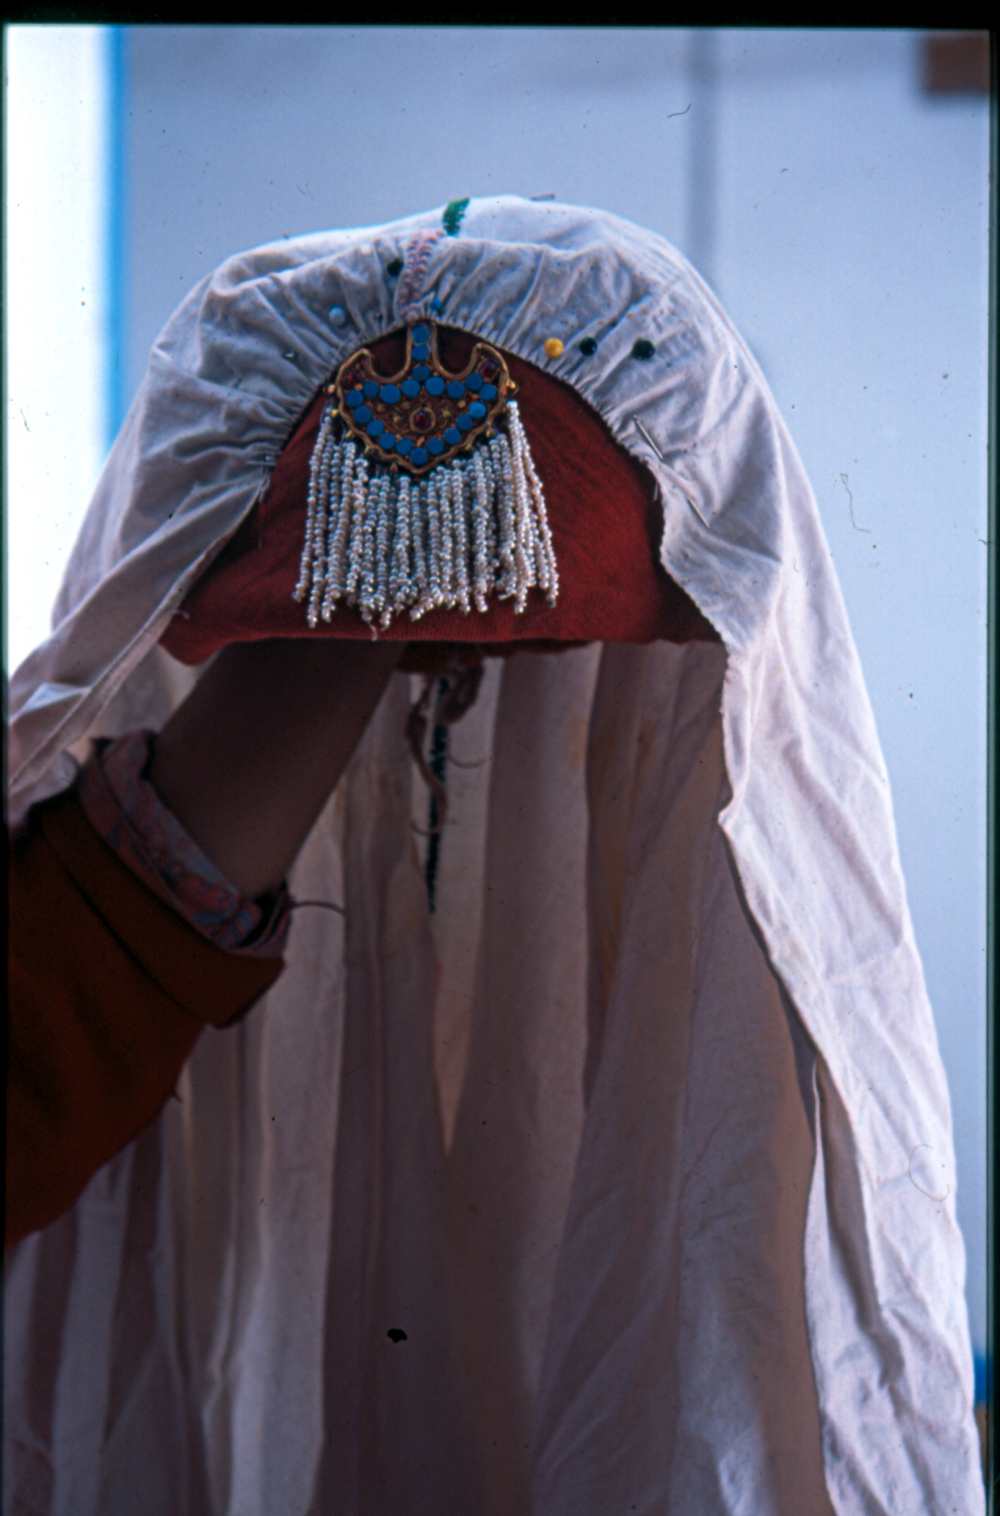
<box><xmin>386</xmin><ymin>471</ymin><xmax>413</xmax><ymax>625</ymax></box>
<box><xmin>410</xmin><ymin>479</ymin><xmax>429</xmax><ymax>620</ymax></box>
<box><xmin>508</xmin><ymin>399</ymin><xmax>558</xmax><ymax>604</ymax></box>
<box><xmin>293</xmin><ymin>403</ymin><xmax>339</xmax><ymax>628</ymax></box>
<box><xmin>470</xmin><ymin>449</ymin><xmax>492</xmax><ymax>613</ymax></box>
<box><xmin>295</xmin><ymin>400</ymin><xmax>559</xmax><ymax>631</ymax></box>
<box><xmin>489</xmin><ymin>435</ymin><xmax>517</xmax><ymax>601</ymax></box>
<box><xmin>451</xmin><ymin>469</ymin><xmax>471</xmax><ymax>614</ymax></box>
<box><xmin>320</xmin><ymin>441</ymin><xmax>354</xmax><ymax>621</ymax></box>
<box><xmin>344</xmin><ymin>452</ymin><xmax>369</xmax><ymax>603</ymax></box>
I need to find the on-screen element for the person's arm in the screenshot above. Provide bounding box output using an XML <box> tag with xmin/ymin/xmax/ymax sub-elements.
<box><xmin>149</xmin><ymin>637</ymin><xmax>403</xmax><ymax>899</ymax></box>
<box><xmin>7</xmin><ymin>637</ymin><xmax>403</xmax><ymax>1247</ymax></box>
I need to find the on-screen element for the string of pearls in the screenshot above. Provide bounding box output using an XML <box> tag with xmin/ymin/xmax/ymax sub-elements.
<box><xmin>451</xmin><ymin>468</ymin><xmax>471</xmax><ymax>614</ymax></box>
<box><xmin>424</xmin><ymin>472</ymin><xmax>444</xmax><ymax>613</ymax></box>
<box><xmin>470</xmin><ymin>449</ymin><xmax>492</xmax><ymax>613</ymax></box>
<box><xmin>438</xmin><ymin>470</ymin><xmax>455</xmax><ymax>609</ymax></box>
<box><xmin>410</xmin><ymin>479</ymin><xmax>429</xmax><ymax>617</ymax></box>
<box><xmin>294</xmin><ymin>405</ymin><xmax>558</xmax><ymax>630</ymax></box>
<box><xmin>387</xmin><ymin>471</ymin><xmax>413</xmax><ymax>624</ymax></box>
<box><xmin>344</xmin><ymin>448</ymin><xmax>370</xmax><ymax>602</ymax></box>
<box><xmin>489</xmin><ymin>434</ymin><xmax>517</xmax><ymax>600</ymax></box>
<box><xmin>507</xmin><ymin>399</ymin><xmax>559</xmax><ymax>605</ymax></box>
<box><xmin>371</xmin><ymin>472</ymin><xmax>393</xmax><ymax>621</ymax></box>
<box><xmin>320</xmin><ymin>440</ymin><xmax>355</xmax><ymax>621</ymax></box>
<box><xmin>293</xmin><ymin>402</ymin><xmax>339</xmax><ymax>626</ymax></box>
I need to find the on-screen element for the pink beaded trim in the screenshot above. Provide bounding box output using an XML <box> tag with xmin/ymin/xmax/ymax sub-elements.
<box><xmin>396</xmin><ymin>230</ymin><xmax>444</xmax><ymax>321</ymax></box>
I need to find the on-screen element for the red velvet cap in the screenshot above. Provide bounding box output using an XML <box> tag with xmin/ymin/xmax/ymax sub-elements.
<box><xmin>159</xmin><ymin>327</ymin><xmax>718</xmax><ymax>667</ymax></box>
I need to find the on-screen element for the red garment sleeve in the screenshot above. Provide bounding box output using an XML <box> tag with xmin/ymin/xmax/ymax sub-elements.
<box><xmin>6</xmin><ymin>786</ymin><xmax>285</xmax><ymax>1248</ymax></box>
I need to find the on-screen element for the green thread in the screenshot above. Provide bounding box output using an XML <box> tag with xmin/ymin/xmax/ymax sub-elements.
<box><xmin>443</xmin><ymin>198</ymin><xmax>470</xmax><ymax>237</ymax></box>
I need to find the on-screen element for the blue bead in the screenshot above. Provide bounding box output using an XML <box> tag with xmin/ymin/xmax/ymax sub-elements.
<box><xmin>413</xmin><ymin>364</ymin><xmax>430</xmax><ymax>382</ymax></box>
<box><xmin>366</xmin><ymin>417</ymin><xmax>384</xmax><ymax>437</ymax></box>
<box><xmin>346</xmin><ymin>389</ymin><xmax>364</xmax><ymax>408</ymax></box>
<box><xmin>446</xmin><ymin>380</ymin><xmax>465</xmax><ymax>400</ymax></box>
<box><xmin>427</xmin><ymin>437</ymin><xmax>444</xmax><ymax>455</ymax></box>
<box><xmin>465</xmin><ymin>372</ymin><xmax>483</xmax><ymax>391</ymax></box>
<box><xmin>467</xmin><ymin>401</ymin><xmax>487</xmax><ymax>420</ymax></box>
<box><xmin>412</xmin><ymin>344</ymin><xmax>430</xmax><ymax>361</ymax></box>
<box><xmin>328</xmin><ymin>305</ymin><xmax>346</xmax><ymax>324</ymax></box>
<box><xmin>380</xmin><ymin>384</ymin><xmax>401</xmax><ymax>403</ymax></box>
<box><xmin>363</xmin><ymin>380</ymin><xmax>380</xmax><ymax>399</ymax></box>
<box><xmin>456</xmin><ymin>413</ymin><xmax>473</xmax><ymax>432</ymax></box>
<box><xmin>443</xmin><ymin>426</ymin><xmax>461</xmax><ymax>445</ymax></box>
<box><xmin>396</xmin><ymin>437</ymin><xmax>414</xmax><ymax>456</ymax></box>
<box><xmin>354</xmin><ymin>405</ymin><xmax>371</xmax><ymax>423</ymax></box>
<box><xmin>429</xmin><ymin>297</ymin><xmax>444</xmax><ymax>313</ymax></box>
<box><xmin>380</xmin><ymin>432</ymin><xmax>396</xmax><ymax>450</ymax></box>
<box><xmin>479</xmin><ymin>383</ymin><xmax>497</xmax><ymax>401</ymax></box>
<box><xmin>401</xmin><ymin>379</ymin><xmax>420</xmax><ymax>398</ymax></box>
<box><xmin>412</xmin><ymin>324</ymin><xmax>430</xmax><ymax>342</ymax></box>
<box><xmin>410</xmin><ymin>446</ymin><xmax>428</xmax><ymax>465</ymax></box>
<box><xmin>425</xmin><ymin>376</ymin><xmax>445</xmax><ymax>396</ymax></box>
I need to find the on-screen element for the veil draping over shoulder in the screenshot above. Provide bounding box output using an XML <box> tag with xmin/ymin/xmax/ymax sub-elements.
<box><xmin>4</xmin><ymin>198</ymin><xmax>982</xmax><ymax>1515</ymax></box>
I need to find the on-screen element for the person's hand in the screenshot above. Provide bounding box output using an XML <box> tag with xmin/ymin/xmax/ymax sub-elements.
<box><xmin>149</xmin><ymin>638</ymin><xmax>403</xmax><ymax>899</ymax></box>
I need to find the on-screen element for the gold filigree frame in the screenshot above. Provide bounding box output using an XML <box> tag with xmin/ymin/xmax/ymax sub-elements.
<box><xmin>328</xmin><ymin>322</ymin><xmax>516</xmax><ymax>476</ymax></box>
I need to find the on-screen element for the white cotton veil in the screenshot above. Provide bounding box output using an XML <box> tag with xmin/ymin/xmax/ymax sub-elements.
<box><xmin>4</xmin><ymin>198</ymin><xmax>983</xmax><ymax>1516</ymax></box>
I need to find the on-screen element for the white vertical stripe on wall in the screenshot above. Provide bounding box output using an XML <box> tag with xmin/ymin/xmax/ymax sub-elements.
<box><xmin>4</xmin><ymin>25</ymin><xmax>111</xmax><ymax>677</ymax></box>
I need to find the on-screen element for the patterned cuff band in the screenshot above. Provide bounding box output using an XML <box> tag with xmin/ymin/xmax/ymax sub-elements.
<box><xmin>76</xmin><ymin>729</ymin><xmax>291</xmax><ymax>960</ymax></box>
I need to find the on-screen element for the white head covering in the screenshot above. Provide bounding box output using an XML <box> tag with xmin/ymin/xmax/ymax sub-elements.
<box><xmin>5</xmin><ymin>198</ymin><xmax>982</xmax><ymax>1515</ymax></box>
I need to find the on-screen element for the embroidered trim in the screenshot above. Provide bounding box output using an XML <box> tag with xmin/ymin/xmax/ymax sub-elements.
<box><xmin>396</xmin><ymin>229</ymin><xmax>444</xmax><ymax>322</ymax></box>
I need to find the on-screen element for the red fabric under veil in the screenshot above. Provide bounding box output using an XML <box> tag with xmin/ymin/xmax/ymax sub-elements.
<box><xmin>159</xmin><ymin>326</ymin><xmax>720</xmax><ymax>668</ymax></box>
